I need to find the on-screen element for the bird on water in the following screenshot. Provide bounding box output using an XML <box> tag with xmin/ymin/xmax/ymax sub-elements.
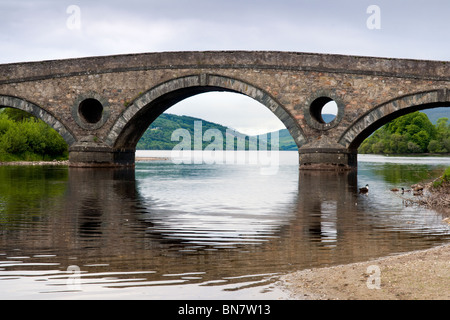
<box><xmin>359</xmin><ymin>184</ymin><xmax>369</xmax><ymax>194</ymax></box>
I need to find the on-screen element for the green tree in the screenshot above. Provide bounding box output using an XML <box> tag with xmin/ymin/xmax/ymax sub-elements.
<box><xmin>407</xmin><ymin>141</ymin><xmax>422</xmax><ymax>153</ymax></box>
<box><xmin>0</xmin><ymin>124</ymin><xmax>28</xmax><ymax>154</ymax></box>
<box><xmin>411</xmin><ymin>130</ymin><xmax>430</xmax><ymax>152</ymax></box>
<box><xmin>428</xmin><ymin>140</ymin><xmax>443</xmax><ymax>153</ymax></box>
<box><xmin>359</xmin><ymin>111</ymin><xmax>448</xmax><ymax>154</ymax></box>
<box><xmin>434</xmin><ymin>117</ymin><xmax>449</xmax><ymax>152</ymax></box>
<box><xmin>0</xmin><ymin>109</ymin><xmax>68</xmax><ymax>161</ymax></box>
<box><xmin>1</xmin><ymin>108</ymin><xmax>35</xmax><ymax>121</ymax></box>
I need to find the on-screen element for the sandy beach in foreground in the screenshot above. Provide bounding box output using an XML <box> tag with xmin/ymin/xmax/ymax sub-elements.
<box><xmin>281</xmin><ymin>243</ymin><xmax>450</xmax><ymax>300</ymax></box>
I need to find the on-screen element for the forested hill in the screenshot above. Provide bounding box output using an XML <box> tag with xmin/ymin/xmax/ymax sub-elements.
<box><xmin>137</xmin><ymin>108</ymin><xmax>449</xmax><ymax>152</ymax></box>
<box><xmin>136</xmin><ymin>113</ymin><xmax>298</xmax><ymax>150</ymax></box>
<box><xmin>137</xmin><ymin>113</ymin><xmax>244</xmax><ymax>150</ymax></box>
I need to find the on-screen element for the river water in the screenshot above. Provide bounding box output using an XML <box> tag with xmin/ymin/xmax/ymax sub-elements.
<box><xmin>0</xmin><ymin>151</ymin><xmax>449</xmax><ymax>299</ymax></box>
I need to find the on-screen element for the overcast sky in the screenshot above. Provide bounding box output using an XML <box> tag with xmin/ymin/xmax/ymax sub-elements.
<box><xmin>1</xmin><ymin>0</ymin><xmax>449</xmax><ymax>134</ymax></box>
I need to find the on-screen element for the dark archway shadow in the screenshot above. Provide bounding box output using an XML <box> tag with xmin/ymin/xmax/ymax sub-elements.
<box><xmin>0</xmin><ymin>95</ymin><xmax>76</xmax><ymax>146</ymax></box>
<box><xmin>106</xmin><ymin>74</ymin><xmax>306</xmax><ymax>151</ymax></box>
<box><xmin>339</xmin><ymin>90</ymin><xmax>450</xmax><ymax>151</ymax></box>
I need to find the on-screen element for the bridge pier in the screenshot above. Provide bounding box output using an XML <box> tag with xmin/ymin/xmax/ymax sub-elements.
<box><xmin>69</xmin><ymin>143</ymin><xmax>135</xmax><ymax>168</ymax></box>
<box><xmin>298</xmin><ymin>147</ymin><xmax>357</xmax><ymax>171</ymax></box>
<box><xmin>68</xmin><ymin>145</ymin><xmax>358</xmax><ymax>170</ymax></box>
<box><xmin>69</xmin><ymin>148</ymin><xmax>358</xmax><ymax>170</ymax></box>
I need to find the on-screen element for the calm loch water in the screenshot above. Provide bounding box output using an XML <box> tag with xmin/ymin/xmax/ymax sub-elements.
<box><xmin>0</xmin><ymin>152</ymin><xmax>449</xmax><ymax>299</ymax></box>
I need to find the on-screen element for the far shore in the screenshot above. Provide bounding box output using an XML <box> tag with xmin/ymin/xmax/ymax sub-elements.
<box><xmin>364</xmin><ymin>152</ymin><xmax>450</xmax><ymax>157</ymax></box>
<box><xmin>135</xmin><ymin>157</ymin><xmax>170</xmax><ymax>161</ymax></box>
<box><xmin>0</xmin><ymin>160</ymin><xmax>69</xmax><ymax>166</ymax></box>
<box><xmin>1</xmin><ymin>152</ymin><xmax>449</xmax><ymax>166</ymax></box>
<box><xmin>0</xmin><ymin>157</ymin><xmax>169</xmax><ymax>166</ymax></box>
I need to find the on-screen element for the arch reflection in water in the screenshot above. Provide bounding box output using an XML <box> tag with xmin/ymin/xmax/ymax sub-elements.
<box><xmin>65</xmin><ymin>156</ymin><xmax>448</xmax><ymax>263</ymax></box>
<box><xmin>135</xmin><ymin>161</ymin><xmax>299</xmax><ymax>248</ymax></box>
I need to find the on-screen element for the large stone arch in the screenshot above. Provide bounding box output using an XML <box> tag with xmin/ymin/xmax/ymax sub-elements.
<box><xmin>338</xmin><ymin>89</ymin><xmax>449</xmax><ymax>150</ymax></box>
<box><xmin>0</xmin><ymin>95</ymin><xmax>76</xmax><ymax>146</ymax></box>
<box><xmin>106</xmin><ymin>74</ymin><xmax>306</xmax><ymax>150</ymax></box>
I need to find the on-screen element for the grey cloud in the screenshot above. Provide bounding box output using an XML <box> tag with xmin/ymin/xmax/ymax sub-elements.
<box><xmin>1</xmin><ymin>0</ymin><xmax>449</xmax><ymax>63</ymax></box>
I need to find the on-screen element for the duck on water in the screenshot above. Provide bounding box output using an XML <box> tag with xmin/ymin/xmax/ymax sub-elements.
<box><xmin>359</xmin><ymin>184</ymin><xmax>369</xmax><ymax>194</ymax></box>
<box><xmin>390</xmin><ymin>185</ymin><xmax>423</xmax><ymax>195</ymax></box>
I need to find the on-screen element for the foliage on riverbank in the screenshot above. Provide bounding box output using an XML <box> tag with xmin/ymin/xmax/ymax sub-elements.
<box><xmin>402</xmin><ymin>166</ymin><xmax>450</xmax><ymax>212</ymax></box>
<box><xmin>425</xmin><ymin>167</ymin><xmax>450</xmax><ymax>212</ymax></box>
<box><xmin>425</xmin><ymin>171</ymin><xmax>450</xmax><ymax>212</ymax></box>
<box><xmin>0</xmin><ymin>108</ymin><xmax>68</xmax><ymax>162</ymax></box>
<box><xmin>427</xmin><ymin>167</ymin><xmax>450</xmax><ymax>211</ymax></box>
<box><xmin>359</xmin><ymin>112</ymin><xmax>449</xmax><ymax>154</ymax></box>
<box><xmin>432</xmin><ymin>166</ymin><xmax>450</xmax><ymax>188</ymax></box>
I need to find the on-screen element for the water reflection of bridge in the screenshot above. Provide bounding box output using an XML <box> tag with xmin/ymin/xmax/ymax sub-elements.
<box><xmin>1</xmin><ymin>164</ymin><xmax>447</xmax><ymax>296</ymax></box>
<box><xmin>10</xmin><ymin>167</ymin><xmax>436</xmax><ymax>282</ymax></box>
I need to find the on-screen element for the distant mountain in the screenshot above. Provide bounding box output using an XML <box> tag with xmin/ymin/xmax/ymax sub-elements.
<box><xmin>137</xmin><ymin>113</ymin><xmax>278</xmax><ymax>150</ymax></box>
<box><xmin>422</xmin><ymin>107</ymin><xmax>449</xmax><ymax>124</ymax></box>
<box><xmin>260</xmin><ymin>128</ymin><xmax>298</xmax><ymax>151</ymax></box>
<box><xmin>137</xmin><ymin>113</ymin><xmax>299</xmax><ymax>151</ymax></box>
<box><xmin>137</xmin><ymin>108</ymin><xmax>449</xmax><ymax>151</ymax></box>
<box><xmin>137</xmin><ymin>113</ymin><xmax>238</xmax><ymax>150</ymax></box>
<box><xmin>269</xmin><ymin>114</ymin><xmax>336</xmax><ymax>151</ymax></box>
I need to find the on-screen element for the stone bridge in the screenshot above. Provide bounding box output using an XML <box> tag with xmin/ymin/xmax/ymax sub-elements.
<box><xmin>0</xmin><ymin>51</ymin><xmax>448</xmax><ymax>169</ymax></box>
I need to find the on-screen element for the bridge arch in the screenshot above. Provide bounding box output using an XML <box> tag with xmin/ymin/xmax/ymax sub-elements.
<box><xmin>0</xmin><ymin>95</ymin><xmax>76</xmax><ymax>146</ymax></box>
<box><xmin>338</xmin><ymin>89</ymin><xmax>449</xmax><ymax>151</ymax></box>
<box><xmin>106</xmin><ymin>74</ymin><xmax>306</xmax><ymax>150</ymax></box>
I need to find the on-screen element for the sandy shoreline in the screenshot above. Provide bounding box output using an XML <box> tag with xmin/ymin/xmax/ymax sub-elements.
<box><xmin>280</xmin><ymin>243</ymin><xmax>450</xmax><ymax>300</ymax></box>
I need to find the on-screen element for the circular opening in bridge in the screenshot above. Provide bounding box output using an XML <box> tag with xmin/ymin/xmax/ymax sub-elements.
<box><xmin>310</xmin><ymin>97</ymin><xmax>337</xmax><ymax>124</ymax></box>
<box><xmin>79</xmin><ymin>98</ymin><xmax>103</xmax><ymax>124</ymax></box>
